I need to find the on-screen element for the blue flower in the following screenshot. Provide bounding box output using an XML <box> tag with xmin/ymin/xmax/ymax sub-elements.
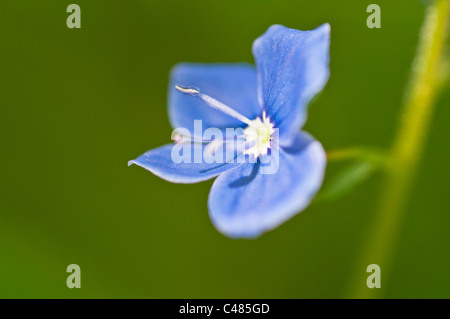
<box><xmin>129</xmin><ymin>24</ymin><xmax>330</xmax><ymax>238</ymax></box>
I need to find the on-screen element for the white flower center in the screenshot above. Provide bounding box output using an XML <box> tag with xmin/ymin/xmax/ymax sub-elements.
<box><xmin>175</xmin><ymin>85</ymin><xmax>275</xmax><ymax>159</ymax></box>
<box><xmin>244</xmin><ymin>111</ymin><xmax>275</xmax><ymax>158</ymax></box>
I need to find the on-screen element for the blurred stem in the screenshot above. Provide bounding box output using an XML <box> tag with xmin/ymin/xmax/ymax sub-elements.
<box><xmin>348</xmin><ymin>0</ymin><xmax>449</xmax><ymax>298</ymax></box>
<box><xmin>327</xmin><ymin>147</ymin><xmax>389</xmax><ymax>167</ymax></box>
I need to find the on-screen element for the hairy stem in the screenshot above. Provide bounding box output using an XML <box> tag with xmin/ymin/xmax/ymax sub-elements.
<box><xmin>348</xmin><ymin>0</ymin><xmax>449</xmax><ymax>298</ymax></box>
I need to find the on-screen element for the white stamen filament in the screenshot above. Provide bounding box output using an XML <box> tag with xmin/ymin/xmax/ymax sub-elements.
<box><xmin>175</xmin><ymin>84</ymin><xmax>275</xmax><ymax>158</ymax></box>
<box><xmin>175</xmin><ymin>85</ymin><xmax>253</xmax><ymax>126</ymax></box>
<box><xmin>173</xmin><ymin>132</ymin><xmax>245</xmax><ymax>145</ymax></box>
<box><xmin>172</xmin><ymin>134</ymin><xmax>209</xmax><ymax>144</ymax></box>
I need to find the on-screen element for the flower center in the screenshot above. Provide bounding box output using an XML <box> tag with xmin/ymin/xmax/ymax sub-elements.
<box><xmin>175</xmin><ymin>84</ymin><xmax>275</xmax><ymax>158</ymax></box>
<box><xmin>244</xmin><ymin>111</ymin><xmax>274</xmax><ymax>158</ymax></box>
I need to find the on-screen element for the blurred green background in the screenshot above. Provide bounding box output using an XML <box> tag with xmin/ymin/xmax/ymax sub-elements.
<box><xmin>1</xmin><ymin>0</ymin><xmax>449</xmax><ymax>298</ymax></box>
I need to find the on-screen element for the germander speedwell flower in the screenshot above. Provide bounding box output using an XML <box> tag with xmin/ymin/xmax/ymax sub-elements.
<box><xmin>129</xmin><ymin>24</ymin><xmax>330</xmax><ymax>238</ymax></box>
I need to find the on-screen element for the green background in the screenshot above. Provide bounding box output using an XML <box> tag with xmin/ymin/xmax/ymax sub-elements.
<box><xmin>1</xmin><ymin>0</ymin><xmax>449</xmax><ymax>298</ymax></box>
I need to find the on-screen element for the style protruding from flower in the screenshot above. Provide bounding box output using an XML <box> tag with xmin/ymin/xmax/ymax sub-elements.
<box><xmin>129</xmin><ymin>24</ymin><xmax>331</xmax><ymax>238</ymax></box>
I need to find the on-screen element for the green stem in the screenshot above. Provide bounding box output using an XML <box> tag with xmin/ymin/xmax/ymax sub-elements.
<box><xmin>348</xmin><ymin>0</ymin><xmax>449</xmax><ymax>298</ymax></box>
<box><xmin>327</xmin><ymin>147</ymin><xmax>389</xmax><ymax>166</ymax></box>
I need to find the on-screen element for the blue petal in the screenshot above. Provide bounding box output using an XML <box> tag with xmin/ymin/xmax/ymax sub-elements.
<box><xmin>129</xmin><ymin>144</ymin><xmax>243</xmax><ymax>184</ymax></box>
<box><xmin>252</xmin><ymin>24</ymin><xmax>330</xmax><ymax>145</ymax></box>
<box><xmin>208</xmin><ymin>132</ymin><xmax>326</xmax><ymax>238</ymax></box>
<box><xmin>169</xmin><ymin>63</ymin><xmax>261</xmax><ymax>135</ymax></box>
